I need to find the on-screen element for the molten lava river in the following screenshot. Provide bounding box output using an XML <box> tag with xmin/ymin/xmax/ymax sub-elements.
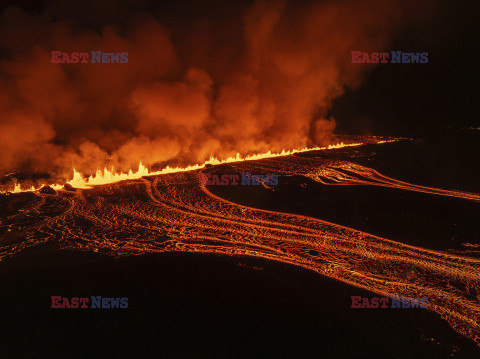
<box><xmin>0</xmin><ymin>139</ymin><xmax>479</xmax><ymax>347</ymax></box>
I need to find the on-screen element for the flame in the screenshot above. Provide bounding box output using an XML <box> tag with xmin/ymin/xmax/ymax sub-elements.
<box><xmin>10</xmin><ymin>183</ymin><xmax>36</xmax><ymax>193</ymax></box>
<box><xmin>2</xmin><ymin>139</ymin><xmax>398</xmax><ymax>194</ymax></box>
<box><xmin>67</xmin><ymin>141</ymin><xmax>365</xmax><ymax>189</ymax></box>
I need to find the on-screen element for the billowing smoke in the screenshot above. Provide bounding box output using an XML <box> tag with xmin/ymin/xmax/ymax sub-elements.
<box><xmin>0</xmin><ymin>0</ymin><xmax>426</xmax><ymax>185</ymax></box>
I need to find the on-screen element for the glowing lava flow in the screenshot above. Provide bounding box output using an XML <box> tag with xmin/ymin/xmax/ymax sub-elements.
<box><xmin>309</xmin><ymin>162</ymin><xmax>480</xmax><ymax>202</ymax></box>
<box><xmin>0</xmin><ymin>139</ymin><xmax>479</xmax><ymax>347</ymax></box>
<box><xmin>3</xmin><ymin>140</ymin><xmax>378</xmax><ymax>193</ymax></box>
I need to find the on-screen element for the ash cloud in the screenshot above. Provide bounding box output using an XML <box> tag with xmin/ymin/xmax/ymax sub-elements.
<box><xmin>0</xmin><ymin>0</ymin><xmax>428</xmax><ymax>185</ymax></box>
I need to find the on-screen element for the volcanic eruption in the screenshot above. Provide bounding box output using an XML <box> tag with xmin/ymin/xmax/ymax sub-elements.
<box><xmin>0</xmin><ymin>0</ymin><xmax>427</xmax><ymax>191</ymax></box>
<box><xmin>1</xmin><ymin>0</ymin><xmax>479</xmax><ymax>357</ymax></box>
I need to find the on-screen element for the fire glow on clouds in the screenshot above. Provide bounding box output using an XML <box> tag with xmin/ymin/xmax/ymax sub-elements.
<box><xmin>0</xmin><ymin>0</ymin><xmax>429</xmax><ymax>186</ymax></box>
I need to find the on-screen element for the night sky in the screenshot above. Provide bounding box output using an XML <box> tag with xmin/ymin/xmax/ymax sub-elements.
<box><xmin>2</xmin><ymin>0</ymin><xmax>476</xmax><ymax>134</ymax></box>
<box><xmin>332</xmin><ymin>0</ymin><xmax>480</xmax><ymax>135</ymax></box>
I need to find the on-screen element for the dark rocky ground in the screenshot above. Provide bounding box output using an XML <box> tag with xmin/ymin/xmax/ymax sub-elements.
<box><xmin>0</xmin><ymin>249</ymin><xmax>479</xmax><ymax>358</ymax></box>
<box><xmin>1</xmin><ymin>130</ymin><xmax>479</xmax><ymax>358</ymax></box>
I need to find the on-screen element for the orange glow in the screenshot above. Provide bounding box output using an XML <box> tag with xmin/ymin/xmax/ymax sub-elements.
<box><xmin>3</xmin><ymin>140</ymin><xmax>380</xmax><ymax>194</ymax></box>
<box><xmin>1</xmin><ymin>141</ymin><xmax>478</xmax><ymax>347</ymax></box>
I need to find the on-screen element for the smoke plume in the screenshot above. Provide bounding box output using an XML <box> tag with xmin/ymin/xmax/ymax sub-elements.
<box><xmin>0</xmin><ymin>0</ymin><xmax>426</xmax><ymax>185</ymax></box>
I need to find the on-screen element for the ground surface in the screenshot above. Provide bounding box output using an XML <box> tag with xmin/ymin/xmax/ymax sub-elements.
<box><xmin>0</xmin><ymin>132</ymin><xmax>479</xmax><ymax>358</ymax></box>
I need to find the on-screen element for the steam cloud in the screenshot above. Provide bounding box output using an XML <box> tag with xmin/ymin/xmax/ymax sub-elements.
<box><xmin>0</xmin><ymin>0</ymin><xmax>426</xmax><ymax>185</ymax></box>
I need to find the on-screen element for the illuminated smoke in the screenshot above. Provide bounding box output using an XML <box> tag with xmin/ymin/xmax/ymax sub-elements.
<box><xmin>0</xmin><ymin>0</ymin><xmax>427</xmax><ymax>185</ymax></box>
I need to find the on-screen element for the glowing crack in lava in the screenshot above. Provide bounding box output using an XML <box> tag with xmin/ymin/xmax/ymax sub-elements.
<box><xmin>5</xmin><ymin>140</ymin><xmax>370</xmax><ymax>193</ymax></box>
<box><xmin>0</xmin><ymin>140</ymin><xmax>479</xmax><ymax>347</ymax></box>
